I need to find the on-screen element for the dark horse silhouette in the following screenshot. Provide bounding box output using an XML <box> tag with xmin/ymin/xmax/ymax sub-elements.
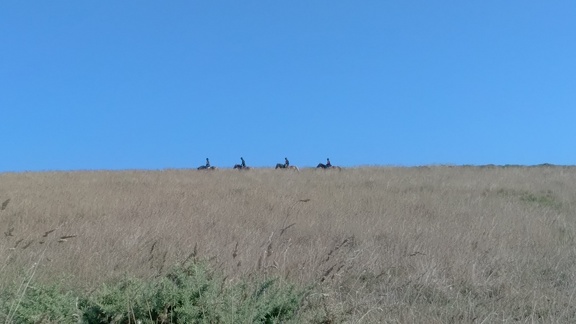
<box><xmin>234</xmin><ymin>157</ymin><xmax>250</xmax><ymax>170</ymax></box>
<box><xmin>197</xmin><ymin>158</ymin><xmax>216</xmax><ymax>170</ymax></box>
<box><xmin>317</xmin><ymin>158</ymin><xmax>340</xmax><ymax>170</ymax></box>
<box><xmin>316</xmin><ymin>163</ymin><xmax>341</xmax><ymax>170</ymax></box>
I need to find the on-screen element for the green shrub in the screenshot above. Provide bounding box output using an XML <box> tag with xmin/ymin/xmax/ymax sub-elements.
<box><xmin>0</xmin><ymin>283</ymin><xmax>80</xmax><ymax>324</ymax></box>
<box><xmin>2</xmin><ymin>261</ymin><xmax>309</xmax><ymax>323</ymax></box>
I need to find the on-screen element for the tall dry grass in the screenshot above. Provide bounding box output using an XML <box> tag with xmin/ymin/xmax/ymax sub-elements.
<box><xmin>1</xmin><ymin>166</ymin><xmax>576</xmax><ymax>322</ymax></box>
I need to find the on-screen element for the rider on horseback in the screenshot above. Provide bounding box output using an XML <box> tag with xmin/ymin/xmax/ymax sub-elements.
<box><xmin>285</xmin><ymin>158</ymin><xmax>290</xmax><ymax>168</ymax></box>
<box><xmin>241</xmin><ymin>157</ymin><xmax>246</xmax><ymax>168</ymax></box>
<box><xmin>316</xmin><ymin>158</ymin><xmax>336</xmax><ymax>169</ymax></box>
<box><xmin>205</xmin><ymin>158</ymin><xmax>211</xmax><ymax>168</ymax></box>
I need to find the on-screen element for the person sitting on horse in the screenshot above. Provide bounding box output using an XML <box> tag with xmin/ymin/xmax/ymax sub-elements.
<box><xmin>205</xmin><ymin>158</ymin><xmax>211</xmax><ymax>168</ymax></box>
<box><xmin>284</xmin><ymin>158</ymin><xmax>290</xmax><ymax>168</ymax></box>
<box><xmin>241</xmin><ymin>157</ymin><xmax>246</xmax><ymax>168</ymax></box>
<box><xmin>326</xmin><ymin>158</ymin><xmax>332</xmax><ymax>167</ymax></box>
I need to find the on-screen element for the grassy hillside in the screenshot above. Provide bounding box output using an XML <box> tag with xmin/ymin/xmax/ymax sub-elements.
<box><xmin>1</xmin><ymin>166</ymin><xmax>576</xmax><ymax>322</ymax></box>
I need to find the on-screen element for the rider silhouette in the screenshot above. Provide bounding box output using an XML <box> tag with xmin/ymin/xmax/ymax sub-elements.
<box><xmin>284</xmin><ymin>157</ymin><xmax>290</xmax><ymax>167</ymax></box>
<box><xmin>326</xmin><ymin>158</ymin><xmax>331</xmax><ymax>167</ymax></box>
<box><xmin>241</xmin><ymin>157</ymin><xmax>246</xmax><ymax>168</ymax></box>
<box><xmin>205</xmin><ymin>158</ymin><xmax>210</xmax><ymax>168</ymax></box>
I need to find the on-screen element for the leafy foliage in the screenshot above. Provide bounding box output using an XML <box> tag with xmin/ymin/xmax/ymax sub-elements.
<box><xmin>0</xmin><ymin>283</ymin><xmax>80</xmax><ymax>324</ymax></box>
<box><xmin>1</xmin><ymin>261</ymin><xmax>308</xmax><ymax>323</ymax></box>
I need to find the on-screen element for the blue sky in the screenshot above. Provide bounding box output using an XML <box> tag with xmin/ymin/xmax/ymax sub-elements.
<box><xmin>1</xmin><ymin>1</ymin><xmax>575</xmax><ymax>171</ymax></box>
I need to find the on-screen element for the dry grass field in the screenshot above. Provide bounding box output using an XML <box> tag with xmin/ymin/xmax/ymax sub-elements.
<box><xmin>1</xmin><ymin>166</ymin><xmax>576</xmax><ymax>322</ymax></box>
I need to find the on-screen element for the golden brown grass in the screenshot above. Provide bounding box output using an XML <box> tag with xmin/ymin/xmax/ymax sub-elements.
<box><xmin>2</xmin><ymin>166</ymin><xmax>576</xmax><ymax>322</ymax></box>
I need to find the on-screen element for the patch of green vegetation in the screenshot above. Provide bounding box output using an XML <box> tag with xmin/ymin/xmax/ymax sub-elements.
<box><xmin>1</xmin><ymin>261</ymin><xmax>310</xmax><ymax>323</ymax></box>
<box><xmin>495</xmin><ymin>189</ymin><xmax>562</xmax><ymax>209</ymax></box>
<box><xmin>519</xmin><ymin>190</ymin><xmax>560</xmax><ymax>208</ymax></box>
<box><xmin>0</xmin><ymin>283</ymin><xmax>80</xmax><ymax>323</ymax></box>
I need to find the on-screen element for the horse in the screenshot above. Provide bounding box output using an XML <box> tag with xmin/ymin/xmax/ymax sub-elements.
<box><xmin>316</xmin><ymin>163</ymin><xmax>341</xmax><ymax>170</ymax></box>
<box><xmin>234</xmin><ymin>164</ymin><xmax>251</xmax><ymax>170</ymax></box>
<box><xmin>275</xmin><ymin>163</ymin><xmax>299</xmax><ymax>171</ymax></box>
<box><xmin>197</xmin><ymin>165</ymin><xmax>217</xmax><ymax>170</ymax></box>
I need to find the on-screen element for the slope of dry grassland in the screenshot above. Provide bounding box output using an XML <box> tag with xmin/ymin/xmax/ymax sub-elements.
<box><xmin>1</xmin><ymin>166</ymin><xmax>576</xmax><ymax>322</ymax></box>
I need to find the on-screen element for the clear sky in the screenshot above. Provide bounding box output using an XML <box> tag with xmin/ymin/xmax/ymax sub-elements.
<box><xmin>1</xmin><ymin>1</ymin><xmax>575</xmax><ymax>171</ymax></box>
